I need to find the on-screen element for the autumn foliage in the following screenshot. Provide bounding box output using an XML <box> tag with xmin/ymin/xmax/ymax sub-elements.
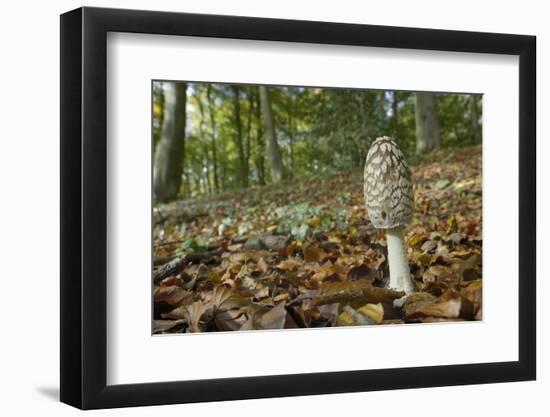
<box><xmin>153</xmin><ymin>145</ymin><xmax>482</xmax><ymax>333</ymax></box>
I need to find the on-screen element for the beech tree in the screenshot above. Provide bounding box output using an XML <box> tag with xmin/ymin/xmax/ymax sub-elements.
<box><xmin>471</xmin><ymin>95</ymin><xmax>481</xmax><ymax>144</ymax></box>
<box><xmin>415</xmin><ymin>92</ymin><xmax>441</xmax><ymax>153</ymax></box>
<box><xmin>206</xmin><ymin>86</ymin><xmax>220</xmax><ymax>193</ymax></box>
<box><xmin>153</xmin><ymin>82</ymin><xmax>187</xmax><ymax>202</ymax></box>
<box><xmin>259</xmin><ymin>85</ymin><xmax>285</xmax><ymax>182</ymax></box>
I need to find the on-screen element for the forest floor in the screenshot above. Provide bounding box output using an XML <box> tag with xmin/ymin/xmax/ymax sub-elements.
<box><xmin>153</xmin><ymin>145</ymin><xmax>482</xmax><ymax>333</ymax></box>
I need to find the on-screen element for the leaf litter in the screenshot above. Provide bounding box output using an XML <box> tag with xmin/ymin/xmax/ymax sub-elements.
<box><xmin>153</xmin><ymin>146</ymin><xmax>482</xmax><ymax>333</ymax></box>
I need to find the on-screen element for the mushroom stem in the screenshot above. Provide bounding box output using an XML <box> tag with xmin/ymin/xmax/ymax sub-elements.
<box><xmin>386</xmin><ymin>227</ymin><xmax>415</xmax><ymax>294</ymax></box>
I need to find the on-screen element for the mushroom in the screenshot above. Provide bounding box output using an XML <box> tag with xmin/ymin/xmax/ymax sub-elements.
<box><xmin>363</xmin><ymin>136</ymin><xmax>415</xmax><ymax>294</ymax></box>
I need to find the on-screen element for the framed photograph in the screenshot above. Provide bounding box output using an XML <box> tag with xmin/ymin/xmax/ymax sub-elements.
<box><xmin>60</xmin><ymin>6</ymin><xmax>536</xmax><ymax>410</ymax></box>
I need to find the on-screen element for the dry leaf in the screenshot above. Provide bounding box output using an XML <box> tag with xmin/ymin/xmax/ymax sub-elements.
<box><xmin>304</xmin><ymin>244</ymin><xmax>325</xmax><ymax>263</ymax></box>
<box><xmin>153</xmin><ymin>319</ymin><xmax>186</xmax><ymax>333</ymax></box>
<box><xmin>153</xmin><ymin>285</ymin><xmax>191</xmax><ymax>307</ymax></box>
<box><xmin>275</xmin><ymin>257</ymin><xmax>303</xmax><ymax>271</ymax></box>
<box><xmin>405</xmin><ymin>292</ymin><xmax>462</xmax><ymax>320</ymax></box>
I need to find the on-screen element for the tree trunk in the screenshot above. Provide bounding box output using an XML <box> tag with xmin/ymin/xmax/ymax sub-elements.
<box><xmin>232</xmin><ymin>86</ymin><xmax>248</xmax><ymax>188</ymax></box>
<box><xmin>220</xmin><ymin>130</ymin><xmax>227</xmax><ymax>191</ymax></box>
<box><xmin>153</xmin><ymin>82</ymin><xmax>165</xmax><ymax>150</ymax></box>
<box><xmin>195</xmin><ymin>90</ymin><xmax>212</xmax><ymax>195</ymax></box>
<box><xmin>255</xmin><ymin>88</ymin><xmax>266</xmax><ymax>186</ymax></box>
<box><xmin>183</xmin><ymin>168</ymin><xmax>191</xmax><ymax>199</ymax></box>
<box><xmin>245</xmin><ymin>89</ymin><xmax>254</xmax><ymax>185</ymax></box>
<box><xmin>153</xmin><ymin>82</ymin><xmax>187</xmax><ymax>203</ymax></box>
<box><xmin>471</xmin><ymin>95</ymin><xmax>482</xmax><ymax>144</ymax></box>
<box><xmin>415</xmin><ymin>92</ymin><xmax>441</xmax><ymax>153</ymax></box>
<box><xmin>259</xmin><ymin>85</ymin><xmax>284</xmax><ymax>182</ymax></box>
<box><xmin>391</xmin><ymin>91</ymin><xmax>399</xmax><ymax>136</ymax></box>
<box><xmin>206</xmin><ymin>86</ymin><xmax>220</xmax><ymax>193</ymax></box>
<box><xmin>287</xmin><ymin>113</ymin><xmax>294</xmax><ymax>179</ymax></box>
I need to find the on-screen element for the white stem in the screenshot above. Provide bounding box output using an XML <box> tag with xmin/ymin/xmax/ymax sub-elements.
<box><xmin>386</xmin><ymin>227</ymin><xmax>415</xmax><ymax>294</ymax></box>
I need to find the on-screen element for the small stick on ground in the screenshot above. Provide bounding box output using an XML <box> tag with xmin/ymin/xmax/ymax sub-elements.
<box><xmin>153</xmin><ymin>248</ymin><xmax>223</xmax><ymax>284</ymax></box>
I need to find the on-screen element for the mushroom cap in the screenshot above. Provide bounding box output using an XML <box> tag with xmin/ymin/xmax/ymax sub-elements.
<box><xmin>363</xmin><ymin>136</ymin><xmax>414</xmax><ymax>229</ymax></box>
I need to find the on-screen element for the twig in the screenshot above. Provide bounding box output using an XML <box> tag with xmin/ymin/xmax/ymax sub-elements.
<box><xmin>153</xmin><ymin>248</ymin><xmax>223</xmax><ymax>284</ymax></box>
<box><xmin>154</xmin><ymin>236</ymin><xmax>247</xmax><ymax>249</ymax></box>
<box><xmin>154</xmin><ymin>239</ymin><xmax>187</xmax><ymax>248</ymax></box>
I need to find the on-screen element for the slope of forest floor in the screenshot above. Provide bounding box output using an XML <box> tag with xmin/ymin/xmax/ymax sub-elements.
<box><xmin>153</xmin><ymin>145</ymin><xmax>482</xmax><ymax>333</ymax></box>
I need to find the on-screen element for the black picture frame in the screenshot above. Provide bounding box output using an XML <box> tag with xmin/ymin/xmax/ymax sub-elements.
<box><xmin>60</xmin><ymin>6</ymin><xmax>536</xmax><ymax>410</ymax></box>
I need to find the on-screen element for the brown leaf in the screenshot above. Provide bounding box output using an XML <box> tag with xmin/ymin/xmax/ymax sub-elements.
<box><xmin>153</xmin><ymin>285</ymin><xmax>191</xmax><ymax>307</ymax></box>
<box><xmin>414</xmin><ymin>252</ymin><xmax>433</xmax><ymax>268</ymax></box>
<box><xmin>405</xmin><ymin>292</ymin><xmax>462</xmax><ymax>320</ymax></box>
<box><xmin>337</xmin><ymin>303</ymin><xmax>384</xmax><ymax>326</ymax></box>
<box><xmin>214</xmin><ymin>309</ymin><xmax>248</xmax><ymax>331</ymax></box>
<box><xmin>458</xmin><ymin>253</ymin><xmax>482</xmax><ymax>272</ymax></box>
<box><xmin>400</xmin><ymin>292</ymin><xmax>438</xmax><ymax>316</ymax></box>
<box><xmin>347</xmin><ymin>264</ymin><xmax>374</xmax><ymax>281</ymax></box>
<box><xmin>184</xmin><ymin>301</ymin><xmax>210</xmax><ymax>333</ymax></box>
<box><xmin>358</xmin><ymin>303</ymin><xmax>384</xmax><ymax>323</ymax></box>
<box><xmin>258</xmin><ymin>302</ymin><xmax>288</xmax><ymax>329</ymax></box>
<box><xmin>160</xmin><ymin>305</ymin><xmax>188</xmax><ymax>320</ymax></box>
<box><xmin>460</xmin><ymin>279</ymin><xmax>482</xmax><ymax>318</ymax></box>
<box><xmin>257</xmin><ymin>257</ymin><xmax>269</xmax><ymax>273</ymax></box>
<box><xmin>275</xmin><ymin>257</ymin><xmax>303</xmax><ymax>271</ymax></box>
<box><xmin>304</xmin><ymin>244</ymin><xmax>325</xmax><ymax>263</ymax></box>
<box><xmin>228</xmin><ymin>250</ymin><xmax>270</xmax><ymax>264</ymax></box>
<box><xmin>210</xmin><ymin>285</ymin><xmax>247</xmax><ymax>311</ymax></box>
<box><xmin>310</xmin><ymin>261</ymin><xmax>341</xmax><ymax>283</ymax></box>
<box><xmin>273</xmin><ymin>293</ymin><xmax>290</xmax><ymax>302</ymax></box>
<box><xmin>408</xmin><ymin>233</ymin><xmax>425</xmax><ymax>248</ymax></box>
<box><xmin>241</xmin><ymin>302</ymin><xmax>289</xmax><ymax>330</ymax></box>
<box><xmin>206</xmin><ymin>268</ymin><xmax>223</xmax><ymax>282</ymax></box>
<box><xmin>417</xmin><ymin>317</ymin><xmax>465</xmax><ymax>323</ymax></box>
<box><xmin>462</xmin><ymin>268</ymin><xmax>480</xmax><ymax>281</ymax></box>
<box><xmin>162</xmin><ymin>301</ymin><xmax>210</xmax><ymax>332</ymax></box>
<box><xmin>153</xmin><ymin>319</ymin><xmax>186</xmax><ymax>333</ymax></box>
<box><xmin>160</xmin><ymin>276</ymin><xmax>184</xmax><ymax>287</ymax></box>
<box><xmin>227</xmin><ymin>243</ymin><xmax>244</xmax><ymax>252</ymax></box>
<box><xmin>422</xmin><ymin>265</ymin><xmax>457</xmax><ymax>284</ymax></box>
<box><xmin>336</xmin><ymin>254</ymin><xmax>365</xmax><ymax>267</ymax></box>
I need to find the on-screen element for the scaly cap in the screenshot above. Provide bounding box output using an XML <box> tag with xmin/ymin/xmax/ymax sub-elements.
<box><xmin>363</xmin><ymin>136</ymin><xmax>414</xmax><ymax>229</ymax></box>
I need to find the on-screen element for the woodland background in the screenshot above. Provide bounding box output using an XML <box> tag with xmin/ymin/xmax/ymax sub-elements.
<box><xmin>152</xmin><ymin>83</ymin><xmax>483</xmax><ymax>333</ymax></box>
<box><xmin>152</xmin><ymin>83</ymin><xmax>481</xmax><ymax>201</ymax></box>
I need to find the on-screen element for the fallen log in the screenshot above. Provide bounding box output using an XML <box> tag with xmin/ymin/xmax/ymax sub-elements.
<box><xmin>312</xmin><ymin>280</ymin><xmax>404</xmax><ymax>306</ymax></box>
<box><xmin>152</xmin><ymin>248</ymin><xmax>223</xmax><ymax>284</ymax></box>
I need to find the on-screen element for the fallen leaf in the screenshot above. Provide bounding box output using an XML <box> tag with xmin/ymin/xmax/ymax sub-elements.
<box><xmin>258</xmin><ymin>302</ymin><xmax>288</xmax><ymax>329</ymax></box>
<box><xmin>337</xmin><ymin>303</ymin><xmax>384</xmax><ymax>326</ymax></box>
<box><xmin>304</xmin><ymin>244</ymin><xmax>325</xmax><ymax>263</ymax></box>
<box><xmin>347</xmin><ymin>264</ymin><xmax>374</xmax><ymax>281</ymax></box>
<box><xmin>275</xmin><ymin>257</ymin><xmax>303</xmax><ymax>271</ymax></box>
<box><xmin>214</xmin><ymin>309</ymin><xmax>248</xmax><ymax>331</ymax></box>
<box><xmin>405</xmin><ymin>292</ymin><xmax>462</xmax><ymax>320</ymax></box>
<box><xmin>154</xmin><ymin>285</ymin><xmax>191</xmax><ymax>306</ymax></box>
<box><xmin>153</xmin><ymin>319</ymin><xmax>186</xmax><ymax>333</ymax></box>
<box><xmin>241</xmin><ymin>302</ymin><xmax>290</xmax><ymax>330</ymax></box>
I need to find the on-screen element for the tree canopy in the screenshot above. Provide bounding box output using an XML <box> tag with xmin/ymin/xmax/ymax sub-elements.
<box><xmin>153</xmin><ymin>82</ymin><xmax>481</xmax><ymax>201</ymax></box>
